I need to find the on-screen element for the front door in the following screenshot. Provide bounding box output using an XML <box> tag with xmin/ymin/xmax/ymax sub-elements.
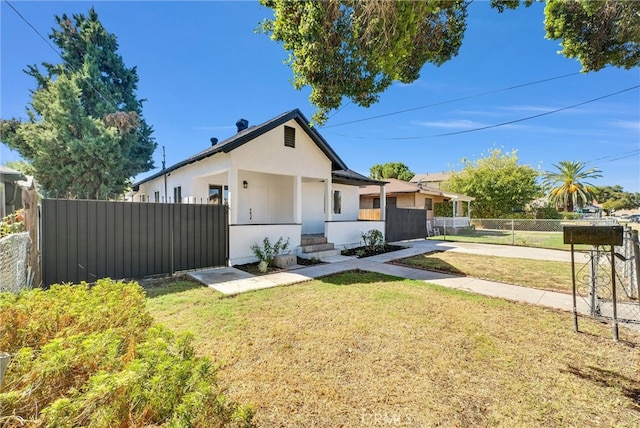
<box><xmin>249</xmin><ymin>185</ymin><xmax>269</xmax><ymax>223</ymax></box>
<box><xmin>301</xmin><ymin>180</ymin><xmax>325</xmax><ymax>234</ymax></box>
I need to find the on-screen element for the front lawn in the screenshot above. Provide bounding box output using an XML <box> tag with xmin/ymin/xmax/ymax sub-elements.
<box><xmin>430</xmin><ymin>229</ymin><xmax>589</xmax><ymax>251</ymax></box>
<box><xmin>146</xmin><ymin>272</ymin><xmax>640</xmax><ymax>427</ymax></box>
<box><xmin>394</xmin><ymin>251</ymin><xmax>574</xmax><ymax>293</ymax></box>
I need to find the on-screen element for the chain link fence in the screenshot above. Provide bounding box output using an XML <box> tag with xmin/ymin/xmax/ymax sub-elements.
<box><xmin>0</xmin><ymin>232</ymin><xmax>31</xmax><ymax>293</ymax></box>
<box><xmin>449</xmin><ymin>218</ymin><xmax>621</xmax><ymax>247</ymax></box>
<box><xmin>576</xmin><ymin>228</ymin><xmax>640</xmax><ymax>325</ymax></box>
<box><xmin>471</xmin><ymin>218</ymin><xmax>618</xmax><ymax>233</ymax></box>
<box><xmin>449</xmin><ymin>218</ymin><xmax>640</xmax><ymax>323</ymax></box>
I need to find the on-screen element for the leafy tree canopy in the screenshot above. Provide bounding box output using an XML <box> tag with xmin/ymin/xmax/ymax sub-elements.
<box><xmin>593</xmin><ymin>185</ymin><xmax>640</xmax><ymax>213</ymax></box>
<box><xmin>3</xmin><ymin>160</ymin><xmax>36</xmax><ymax>177</ymax></box>
<box><xmin>542</xmin><ymin>160</ymin><xmax>602</xmax><ymax>212</ymax></box>
<box><xmin>542</xmin><ymin>0</ymin><xmax>640</xmax><ymax>72</ymax></box>
<box><xmin>260</xmin><ymin>0</ymin><xmax>640</xmax><ymax>124</ymax></box>
<box><xmin>259</xmin><ymin>0</ymin><xmax>468</xmax><ymax>124</ymax></box>
<box><xmin>0</xmin><ymin>8</ymin><xmax>156</xmax><ymax>199</ymax></box>
<box><xmin>444</xmin><ymin>148</ymin><xmax>542</xmax><ymax>218</ymax></box>
<box><xmin>369</xmin><ymin>162</ymin><xmax>415</xmax><ymax>181</ymax></box>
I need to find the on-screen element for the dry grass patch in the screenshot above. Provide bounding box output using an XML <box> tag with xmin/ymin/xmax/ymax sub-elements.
<box><xmin>396</xmin><ymin>251</ymin><xmax>574</xmax><ymax>293</ymax></box>
<box><xmin>146</xmin><ymin>273</ymin><xmax>640</xmax><ymax>427</ymax></box>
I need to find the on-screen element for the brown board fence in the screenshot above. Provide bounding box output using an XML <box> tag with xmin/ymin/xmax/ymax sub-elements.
<box><xmin>41</xmin><ymin>199</ymin><xmax>228</xmax><ymax>287</ymax></box>
<box><xmin>385</xmin><ymin>207</ymin><xmax>427</xmax><ymax>242</ymax></box>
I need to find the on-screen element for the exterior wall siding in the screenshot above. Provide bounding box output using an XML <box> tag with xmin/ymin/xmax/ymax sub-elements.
<box><xmin>326</xmin><ymin>220</ymin><xmax>384</xmax><ymax>249</ymax></box>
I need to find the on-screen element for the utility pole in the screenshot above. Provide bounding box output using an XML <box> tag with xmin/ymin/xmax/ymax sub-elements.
<box><xmin>163</xmin><ymin>146</ymin><xmax>168</xmax><ymax>203</ymax></box>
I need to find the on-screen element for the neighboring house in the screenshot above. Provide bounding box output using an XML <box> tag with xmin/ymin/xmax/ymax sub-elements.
<box><xmin>409</xmin><ymin>172</ymin><xmax>452</xmax><ymax>189</ymax></box>
<box><xmin>578</xmin><ymin>203</ymin><xmax>602</xmax><ymax>218</ymax></box>
<box><xmin>0</xmin><ymin>165</ymin><xmax>26</xmax><ymax>218</ymax></box>
<box><xmin>359</xmin><ymin>178</ymin><xmax>474</xmax><ymax>231</ymax></box>
<box><xmin>130</xmin><ymin>109</ymin><xmax>386</xmax><ymax>265</ymax></box>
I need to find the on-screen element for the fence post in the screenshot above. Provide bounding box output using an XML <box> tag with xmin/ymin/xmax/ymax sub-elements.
<box><xmin>511</xmin><ymin>219</ymin><xmax>515</xmax><ymax>245</ymax></box>
<box><xmin>23</xmin><ymin>185</ymin><xmax>41</xmax><ymax>287</ymax></box>
<box><xmin>170</xmin><ymin>204</ymin><xmax>175</xmax><ymax>275</ymax></box>
<box><xmin>632</xmin><ymin>229</ymin><xmax>640</xmax><ymax>298</ymax></box>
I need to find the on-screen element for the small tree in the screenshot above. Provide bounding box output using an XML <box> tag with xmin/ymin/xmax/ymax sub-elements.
<box><xmin>593</xmin><ymin>185</ymin><xmax>640</xmax><ymax>215</ymax></box>
<box><xmin>369</xmin><ymin>162</ymin><xmax>415</xmax><ymax>181</ymax></box>
<box><xmin>444</xmin><ymin>148</ymin><xmax>541</xmax><ymax>218</ymax></box>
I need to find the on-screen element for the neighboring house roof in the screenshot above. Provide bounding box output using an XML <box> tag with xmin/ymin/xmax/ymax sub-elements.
<box><xmin>332</xmin><ymin>169</ymin><xmax>386</xmax><ymax>187</ymax></box>
<box><xmin>134</xmin><ymin>109</ymin><xmax>379</xmax><ymax>187</ymax></box>
<box><xmin>0</xmin><ymin>165</ymin><xmax>26</xmax><ymax>182</ymax></box>
<box><xmin>410</xmin><ymin>172</ymin><xmax>451</xmax><ymax>184</ymax></box>
<box><xmin>360</xmin><ymin>178</ymin><xmax>474</xmax><ymax>202</ymax></box>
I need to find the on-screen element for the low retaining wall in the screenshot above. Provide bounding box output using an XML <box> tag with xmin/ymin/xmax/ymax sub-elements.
<box><xmin>0</xmin><ymin>232</ymin><xmax>30</xmax><ymax>293</ymax></box>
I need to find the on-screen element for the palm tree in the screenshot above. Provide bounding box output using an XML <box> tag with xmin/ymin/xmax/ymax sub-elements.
<box><xmin>543</xmin><ymin>161</ymin><xmax>602</xmax><ymax>212</ymax></box>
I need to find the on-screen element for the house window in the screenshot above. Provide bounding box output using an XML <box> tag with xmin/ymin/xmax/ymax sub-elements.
<box><xmin>333</xmin><ymin>190</ymin><xmax>341</xmax><ymax>214</ymax></box>
<box><xmin>424</xmin><ymin>198</ymin><xmax>433</xmax><ymax>210</ymax></box>
<box><xmin>154</xmin><ymin>191</ymin><xmax>160</xmax><ymax>203</ymax></box>
<box><xmin>173</xmin><ymin>186</ymin><xmax>182</xmax><ymax>203</ymax></box>
<box><xmin>373</xmin><ymin>197</ymin><xmax>397</xmax><ymax>208</ymax></box>
<box><xmin>139</xmin><ymin>194</ymin><xmax>146</xmax><ymax>202</ymax></box>
<box><xmin>208</xmin><ymin>184</ymin><xmax>229</xmax><ymax>205</ymax></box>
<box><xmin>284</xmin><ymin>126</ymin><xmax>295</xmax><ymax>148</ymax></box>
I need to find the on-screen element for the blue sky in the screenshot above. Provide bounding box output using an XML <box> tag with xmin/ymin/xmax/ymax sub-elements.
<box><xmin>2</xmin><ymin>1</ymin><xmax>639</xmax><ymax>192</ymax></box>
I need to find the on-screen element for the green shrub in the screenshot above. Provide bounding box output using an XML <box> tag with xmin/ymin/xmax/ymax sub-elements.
<box><xmin>361</xmin><ymin>229</ymin><xmax>384</xmax><ymax>252</ymax></box>
<box><xmin>535</xmin><ymin>204</ymin><xmax>562</xmax><ymax>219</ymax></box>
<box><xmin>0</xmin><ymin>279</ymin><xmax>254</xmax><ymax>428</ymax></box>
<box><xmin>250</xmin><ymin>236</ymin><xmax>290</xmax><ymax>267</ymax></box>
<box><xmin>560</xmin><ymin>212</ymin><xmax>582</xmax><ymax>220</ymax></box>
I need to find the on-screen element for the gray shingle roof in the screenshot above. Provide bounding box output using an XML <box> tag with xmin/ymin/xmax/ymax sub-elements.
<box><xmin>133</xmin><ymin>109</ymin><xmax>350</xmax><ymax>187</ymax></box>
<box><xmin>332</xmin><ymin>169</ymin><xmax>387</xmax><ymax>186</ymax></box>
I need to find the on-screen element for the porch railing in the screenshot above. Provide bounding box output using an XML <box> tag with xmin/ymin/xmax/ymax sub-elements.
<box><xmin>434</xmin><ymin>217</ymin><xmax>471</xmax><ymax>228</ymax></box>
<box><xmin>359</xmin><ymin>209</ymin><xmax>381</xmax><ymax>220</ymax></box>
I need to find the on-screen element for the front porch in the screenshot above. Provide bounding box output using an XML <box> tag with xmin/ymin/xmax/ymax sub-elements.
<box><xmin>228</xmin><ymin>219</ymin><xmax>386</xmax><ymax>265</ymax></box>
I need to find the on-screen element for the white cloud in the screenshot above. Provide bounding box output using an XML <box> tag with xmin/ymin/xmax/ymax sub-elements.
<box><xmin>497</xmin><ymin>105</ymin><xmax>559</xmax><ymax>113</ymax></box>
<box><xmin>455</xmin><ymin>109</ymin><xmax>506</xmax><ymax>117</ymax></box>
<box><xmin>608</xmin><ymin>119</ymin><xmax>640</xmax><ymax>131</ymax></box>
<box><xmin>413</xmin><ymin>119</ymin><xmax>485</xmax><ymax>129</ymax></box>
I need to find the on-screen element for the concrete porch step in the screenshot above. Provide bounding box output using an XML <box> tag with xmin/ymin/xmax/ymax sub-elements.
<box><xmin>299</xmin><ymin>242</ymin><xmax>335</xmax><ymax>253</ymax></box>
<box><xmin>298</xmin><ymin>248</ymin><xmax>342</xmax><ymax>260</ymax></box>
<box><xmin>301</xmin><ymin>234</ymin><xmax>327</xmax><ymax>246</ymax></box>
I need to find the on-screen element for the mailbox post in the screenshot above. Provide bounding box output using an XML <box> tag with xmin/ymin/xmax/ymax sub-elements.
<box><xmin>563</xmin><ymin>225</ymin><xmax>623</xmax><ymax>341</ymax></box>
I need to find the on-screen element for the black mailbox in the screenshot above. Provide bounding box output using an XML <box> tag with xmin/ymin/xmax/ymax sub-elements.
<box><xmin>563</xmin><ymin>225</ymin><xmax>623</xmax><ymax>246</ymax></box>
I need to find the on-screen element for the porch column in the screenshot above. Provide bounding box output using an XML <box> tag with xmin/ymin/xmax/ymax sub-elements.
<box><xmin>228</xmin><ymin>168</ymin><xmax>238</xmax><ymax>225</ymax></box>
<box><xmin>294</xmin><ymin>175</ymin><xmax>302</xmax><ymax>224</ymax></box>
<box><xmin>325</xmin><ymin>179</ymin><xmax>333</xmax><ymax>222</ymax></box>
<box><xmin>468</xmin><ymin>201</ymin><xmax>472</xmax><ymax>218</ymax></box>
<box><xmin>379</xmin><ymin>185</ymin><xmax>386</xmax><ymax>221</ymax></box>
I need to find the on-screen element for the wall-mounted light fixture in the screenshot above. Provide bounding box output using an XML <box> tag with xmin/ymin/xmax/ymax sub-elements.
<box><xmin>243</xmin><ymin>180</ymin><xmax>248</xmax><ymax>189</ymax></box>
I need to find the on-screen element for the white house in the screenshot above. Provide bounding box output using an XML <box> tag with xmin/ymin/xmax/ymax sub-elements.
<box><xmin>130</xmin><ymin>109</ymin><xmax>386</xmax><ymax>265</ymax></box>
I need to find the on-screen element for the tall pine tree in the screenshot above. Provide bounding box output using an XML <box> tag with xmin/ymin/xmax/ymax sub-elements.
<box><xmin>0</xmin><ymin>8</ymin><xmax>155</xmax><ymax>198</ymax></box>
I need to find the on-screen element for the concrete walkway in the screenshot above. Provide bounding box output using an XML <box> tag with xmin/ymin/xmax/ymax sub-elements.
<box><xmin>188</xmin><ymin>239</ymin><xmax>635</xmax><ymax>328</ymax></box>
